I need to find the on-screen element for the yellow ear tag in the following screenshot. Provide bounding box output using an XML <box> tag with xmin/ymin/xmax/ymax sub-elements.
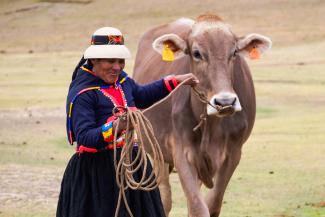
<box><xmin>162</xmin><ymin>44</ymin><xmax>175</xmax><ymax>62</ymax></box>
<box><xmin>249</xmin><ymin>47</ymin><xmax>260</xmax><ymax>60</ymax></box>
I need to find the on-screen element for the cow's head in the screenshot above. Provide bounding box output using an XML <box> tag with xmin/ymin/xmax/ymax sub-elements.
<box><xmin>152</xmin><ymin>15</ymin><xmax>272</xmax><ymax>117</ymax></box>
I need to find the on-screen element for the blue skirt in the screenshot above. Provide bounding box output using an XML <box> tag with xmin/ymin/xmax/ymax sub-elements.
<box><xmin>56</xmin><ymin>148</ymin><xmax>166</xmax><ymax>217</ymax></box>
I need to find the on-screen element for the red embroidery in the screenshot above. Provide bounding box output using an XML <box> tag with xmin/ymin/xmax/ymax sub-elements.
<box><xmin>100</xmin><ymin>84</ymin><xmax>129</xmax><ymax>123</ymax></box>
<box><xmin>100</xmin><ymin>85</ymin><xmax>126</xmax><ymax>107</ymax></box>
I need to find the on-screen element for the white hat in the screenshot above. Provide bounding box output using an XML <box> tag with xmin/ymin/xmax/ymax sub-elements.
<box><xmin>84</xmin><ymin>27</ymin><xmax>131</xmax><ymax>59</ymax></box>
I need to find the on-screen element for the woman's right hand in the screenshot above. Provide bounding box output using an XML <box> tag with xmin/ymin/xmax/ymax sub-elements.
<box><xmin>113</xmin><ymin>118</ymin><xmax>126</xmax><ymax>135</ymax></box>
<box><xmin>112</xmin><ymin>117</ymin><xmax>133</xmax><ymax>135</ymax></box>
<box><xmin>174</xmin><ymin>73</ymin><xmax>199</xmax><ymax>87</ymax></box>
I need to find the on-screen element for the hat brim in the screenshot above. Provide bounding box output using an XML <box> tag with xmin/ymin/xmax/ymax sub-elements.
<box><xmin>84</xmin><ymin>45</ymin><xmax>131</xmax><ymax>59</ymax></box>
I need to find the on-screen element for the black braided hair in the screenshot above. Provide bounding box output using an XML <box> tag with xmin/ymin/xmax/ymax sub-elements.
<box><xmin>71</xmin><ymin>56</ymin><xmax>86</xmax><ymax>81</ymax></box>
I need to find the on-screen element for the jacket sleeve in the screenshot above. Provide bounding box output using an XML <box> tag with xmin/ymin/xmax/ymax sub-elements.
<box><xmin>129</xmin><ymin>77</ymin><xmax>177</xmax><ymax>109</ymax></box>
<box><xmin>71</xmin><ymin>91</ymin><xmax>108</xmax><ymax>149</ymax></box>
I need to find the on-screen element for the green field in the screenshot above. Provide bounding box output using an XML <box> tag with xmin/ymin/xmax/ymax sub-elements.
<box><xmin>0</xmin><ymin>0</ymin><xmax>324</xmax><ymax>216</ymax></box>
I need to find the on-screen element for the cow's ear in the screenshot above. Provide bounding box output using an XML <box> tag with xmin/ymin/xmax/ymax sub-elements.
<box><xmin>236</xmin><ymin>34</ymin><xmax>272</xmax><ymax>60</ymax></box>
<box><xmin>152</xmin><ymin>33</ymin><xmax>188</xmax><ymax>60</ymax></box>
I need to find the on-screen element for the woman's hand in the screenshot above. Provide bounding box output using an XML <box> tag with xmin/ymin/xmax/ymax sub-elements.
<box><xmin>112</xmin><ymin>118</ymin><xmax>128</xmax><ymax>135</ymax></box>
<box><xmin>174</xmin><ymin>73</ymin><xmax>199</xmax><ymax>87</ymax></box>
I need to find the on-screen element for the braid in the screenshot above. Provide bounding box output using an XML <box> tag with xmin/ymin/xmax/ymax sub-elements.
<box><xmin>71</xmin><ymin>56</ymin><xmax>86</xmax><ymax>81</ymax></box>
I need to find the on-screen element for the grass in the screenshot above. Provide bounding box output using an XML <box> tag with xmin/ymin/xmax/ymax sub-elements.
<box><xmin>0</xmin><ymin>0</ymin><xmax>325</xmax><ymax>216</ymax></box>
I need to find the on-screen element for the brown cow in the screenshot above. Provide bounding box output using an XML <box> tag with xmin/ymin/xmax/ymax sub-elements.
<box><xmin>133</xmin><ymin>14</ymin><xmax>271</xmax><ymax>217</ymax></box>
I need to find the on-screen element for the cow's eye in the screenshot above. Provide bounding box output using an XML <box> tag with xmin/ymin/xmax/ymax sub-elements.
<box><xmin>192</xmin><ymin>50</ymin><xmax>202</xmax><ymax>60</ymax></box>
<box><xmin>229</xmin><ymin>48</ymin><xmax>238</xmax><ymax>61</ymax></box>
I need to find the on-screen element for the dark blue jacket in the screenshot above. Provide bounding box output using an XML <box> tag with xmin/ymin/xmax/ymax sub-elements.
<box><xmin>66</xmin><ymin>65</ymin><xmax>170</xmax><ymax>149</ymax></box>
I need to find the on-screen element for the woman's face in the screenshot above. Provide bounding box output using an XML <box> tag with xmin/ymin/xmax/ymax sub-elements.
<box><xmin>91</xmin><ymin>59</ymin><xmax>125</xmax><ymax>84</ymax></box>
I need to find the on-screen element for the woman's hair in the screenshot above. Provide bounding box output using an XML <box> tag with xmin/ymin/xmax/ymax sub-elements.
<box><xmin>71</xmin><ymin>57</ymin><xmax>95</xmax><ymax>81</ymax></box>
<box><xmin>72</xmin><ymin>56</ymin><xmax>86</xmax><ymax>81</ymax></box>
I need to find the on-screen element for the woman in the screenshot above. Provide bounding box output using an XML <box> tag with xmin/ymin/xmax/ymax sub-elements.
<box><xmin>57</xmin><ymin>27</ymin><xmax>198</xmax><ymax>217</ymax></box>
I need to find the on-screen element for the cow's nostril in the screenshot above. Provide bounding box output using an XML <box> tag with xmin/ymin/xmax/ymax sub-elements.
<box><xmin>231</xmin><ymin>97</ymin><xmax>236</xmax><ymax>106</ymax></box>
<box><xmin>214</xmin><ymin>98</ymin><xmax>222</xmax><ymax>106</ymax></box>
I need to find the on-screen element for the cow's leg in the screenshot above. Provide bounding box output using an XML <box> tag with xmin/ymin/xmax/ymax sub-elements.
<box><xmin>158</xmin><ymin>163</ymin><xmax>172</xmax><ymax>216</ymax></box>
<box><xmin>205</xmin><ymin>149</ymin><xmax>241</xmax><ymax>217</ymax></box>
<box><xmin>173</xmin><ymin>145</ymin><xmax>210</xmax><ymax>217</ymax></box>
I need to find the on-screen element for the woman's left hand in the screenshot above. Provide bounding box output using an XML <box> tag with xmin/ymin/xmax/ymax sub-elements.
<box><xmin>175</xmin><ymin>73</ymin><xmax>199</xmax><ymax>87</ymax></box>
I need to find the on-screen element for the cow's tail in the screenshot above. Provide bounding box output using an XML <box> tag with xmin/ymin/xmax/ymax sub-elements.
<box><xmin>196</xmin><ymin>151</ymin><xmax>214</xmax><ymax>189</ymax></box>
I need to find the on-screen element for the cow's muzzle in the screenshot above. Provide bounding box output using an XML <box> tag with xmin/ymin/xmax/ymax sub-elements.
<box><xmin>207</xmin><ymin>92</ymin><xmax>242</xmax><ymax>117</ymax></box>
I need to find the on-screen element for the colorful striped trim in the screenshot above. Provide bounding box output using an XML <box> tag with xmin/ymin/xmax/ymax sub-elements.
<box><xmin>102</xmin><ymin>121</ymin><xmax>114</xmax><ymax>142</ymax></box>
<box><xmin>81</xmin><ymin>66</ymin><xmax>96</xmax><ymax>76</ymax></box>
<box><xmin>77</xmin><ymin>145</ymin><xmax>98</xmax><ymax>153</ymax></box>
<box><xmin>164</xmin><ymin>78</ymin><xmax>173</xmax><ymax>92</ymax></box>
<box><xmin>120</xmin><ymin>77</ymin><xmax>127</xmax><ymax>84</ymax></box>
<box><xmin>91</xmin><ymin>35</ymin><xmax>124</xmax><ymax>45</ymax></box>
<box><xmin>164</xmin><ymin>75</ymin><xmax>179</xmax><ymax>92</ymax></box>
<box><xmin>118</xmin><ymin>83</ymin><xmax>128</xmax><ymax>106</ymax></box>
<box><xmin>171</xmin><ymin>77</ymin><xmax>178</xmax><ymax>87</ymax></box>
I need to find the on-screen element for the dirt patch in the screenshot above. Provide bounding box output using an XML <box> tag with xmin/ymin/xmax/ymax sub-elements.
<box><xmin>0</xmin><ymin>107</ymin><xmax>65</xmax><ymax>144</ymax></box>
<box><xmin>0</xmin><ymin>106</ymin><xmax>65</xmax><ymax>119</ymax></box>
<box><xmin>0</xmin><ymin>107</ymin><xmax>68</xmax><ymax>214</ymax></box>
<box><xmin>0</xmin><ymin>164</ymin><xmax>63</xmax><ymax>212</ymax></box>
